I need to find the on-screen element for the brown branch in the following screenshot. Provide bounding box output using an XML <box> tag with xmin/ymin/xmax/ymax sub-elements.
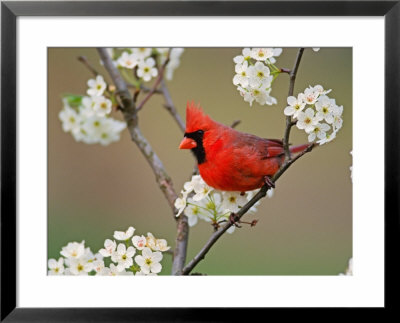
<box><xmin>231</xmin><ymin>120</ymin><xmax>241</xmax><ymax>129</ymax></box>
<box><xmin>140</xmin><ymin>84</ymin><xmax>162</xmax><ymax>94</ymax></box>
<box><xmin>136</xmin><ymin>50</ymin><xmax>171</xmax><ymax>111</ymax></box>
<box><xmin>181</xmin><ymin>144</ymin><xmax>314</xmax><ymax>275</ymax></box>
<box><xmin>97</xmin><ymin>48</ymin><xmax>178</xmax><ymax>217</ymax></box>
<box><xmin>283</xmin><ymin>48</ymin><xmax>304</xmax><ymax>159</ymax></box>
<box><xmin>181</xmin><ymin>48</ymin><xmax>309</xmax><ymax>276</ymax></box>
<box><xmin>77</xmin><ymin>56</ymin><xmax>99</xmax><ymax>77</ymax></box>
<box><xmin>160</xmin><ymin>80</ymin><xmax>186</xmax><ymax>133</ymax></box>
<box><xmin>280</xmin><ymin>68</ymin><xmax>291</xmax><ymax>74</ymax></box>
<box><xmin>97</xmin><ymin>48</ymin><xmax>190</xmax><ymax>276</ymax></box>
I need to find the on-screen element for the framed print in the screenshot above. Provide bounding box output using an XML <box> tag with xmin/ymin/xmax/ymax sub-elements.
<box><xmin>1</xmin><ymin>0</ymin><xmax>399</xmax><ymax>321</ymax></box>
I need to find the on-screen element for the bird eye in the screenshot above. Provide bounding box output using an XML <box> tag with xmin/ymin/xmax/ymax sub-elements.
<box><xmin>197</xmin><ymin>130</ymin><xmax>204</xmax><ymax>135</ymax></box>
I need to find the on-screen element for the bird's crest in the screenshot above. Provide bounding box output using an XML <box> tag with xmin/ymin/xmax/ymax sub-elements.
<box><xmin>185</xmin><ymin>101</ymin><xmax>215</xmax><ymax>133</ymax></box>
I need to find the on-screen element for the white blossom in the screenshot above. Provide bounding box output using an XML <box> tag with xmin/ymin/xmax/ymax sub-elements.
<box><xmin>59</xmin><ymin>105</ymin><xmax>81</xmax><ymax>133</ymax></box>
<box><xmin>111</xmin><ymin>243</ymin><xmax>136</xmax><ymax>272</ymax></box>
<box><xmin>316</xmin><ymin>130</ymin><xmax>337</xmax><ymax>145</ymax></box>
<box><xmin>247</xmin><ymin>61</ymin><xmax>272</xmax><ymax>88</ymax></box>
<box><xmin>134</xmin><ymin>247</ymin><xmax>163</xmax><ymax>274</ymax></box>
<box><xmin>296</xmin><ymin>108</ymin><xmax>319</xmax><ymax>133</ymax></box>
<box><xmin>192</xmin><ymin>179</ymin><xmax>214</xmax><ymax>202</ymax></box>
<box><xmin>233</xmin><ymin>48</ymin><xmax>253</xmax><ymax>64</ymax></box>
<box><xmin>251</xmin><ymin>47</ymin><xmax>282</xmax><ymax>63</ymax></box>
<box><xmin>315</xmin><ymin>95</ymin><xmax>335</xmax><ymax>123</ymax></box>
<box><xmin>131</xmin><ymin>48</ymin><xmax>152</xmax><ymax>61</ymax></box>
<box><xmin>303</xmin><ymin>87</ymin><xmax>320</xmax><ymax>105</ymax></box>
<box><xmin>132</xmin><ymin>235</ymin><xmax>147</xmax><ymax>250</ymax></box>
<box><xmin>221</xmin><ymin>191</ymin><xmax>248</xmax><ymax>213</ymax></box>
<box><xmin>91</xmin><ymin>96</ymin><xmax>112</xmax><ymax>117</ymax></box>
<box><xmin>184</xmin><ymin>198</ymin><xmax>204</xmax><ymax>226</ymax></box>
<box><xmin>92</xmin><ymin>260</ymin><xmax>105</xmax><ymax>274</ymax></box>
<box><xmin>174</xmin><ymin>191</ymin><xmax>187</xmax><ymax>217</ymax></box>
<box><xmin>137</xmin><ymin>57</ymin><xmax>158</xmax><ymax>82</ymax></box>
<box><xmin>145</xmin><ymin>232</ymin><xmax>157</xmax><ymax>250</ymax></box>
<box><xmin>237</xmin><ymin>86</ymin><xmax>255</xmax><ymax>106</ymax></box>
<box><xmin>233</xmin><ymin>61</ymin><xmax>250</xmax><ymax>88</ymax></box>
<box><xmin>68</xmin><ymin>258</ymin><xmax>92</xmax><ymax>275</ymax></box>
<box><xmin>155</xmin><ymin>239</ymin><xmax>170</xmax><ymax>252</ymax></box>
<box><xmin>113</xmin><ymin>226</ymin><xmax>135</xmax><ymax>241</ymax></box>
<box><xmin>307</xmin><ymin>123</ymin><xmax>331</xmax><ymax>142</ymax></box>
<box><xmin>60</xmin><ymin>241</ymin><xmax>85</xmax><ymax>259</ymax></box>
<box><xmin>117</xmin><ymin>51</ymin><xmax>139</xmax><ymax>69</ymax></box>
<box><xmin>87</xmin><ymin>75</ymin><xmax>107</xmax><ymax>96</ymax></box>
<box><xmin>99</xmin><ymin>239</ymin><xmax>117</xmax><ymax>257</ymax></box>
<box><xmin>48</xmin><ymin>258</ymin><xmax>64</xmax><ymax>275</ymax></box>
<box><xmin>284</xmin><ymin>94</ymin><xmax>306</xmax><ymax>118</ymax></box>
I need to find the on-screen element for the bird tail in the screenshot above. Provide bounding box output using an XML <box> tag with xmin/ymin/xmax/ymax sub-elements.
<box><xmin>289</xmin><ymin>143</ymin><xmax>314</xmax><ymax>154</ymax></box>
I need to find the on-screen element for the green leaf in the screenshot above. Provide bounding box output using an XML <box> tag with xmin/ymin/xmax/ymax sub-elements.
<box><xmin>63</xmin><ymin>94</ymin><xmax>83</xmax><ymax>108</ymax></box>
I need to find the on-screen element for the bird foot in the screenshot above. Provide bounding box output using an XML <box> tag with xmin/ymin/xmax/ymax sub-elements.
<box><xmin>264</xmin><ymin>175</ymin><xmax>275</xmax><ymax>189</ymax></box>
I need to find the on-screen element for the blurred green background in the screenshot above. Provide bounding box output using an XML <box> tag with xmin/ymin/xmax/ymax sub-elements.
<box><xmin>48</xmin><ymin>48</ymin><xmax>352</xmax><ymax>275</ymax></box>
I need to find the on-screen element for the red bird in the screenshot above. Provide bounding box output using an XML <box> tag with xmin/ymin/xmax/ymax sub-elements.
<box><xmin>179</xmin><ymin>102</ymin><xmax>309</xmax><ymax>192</ymax></box>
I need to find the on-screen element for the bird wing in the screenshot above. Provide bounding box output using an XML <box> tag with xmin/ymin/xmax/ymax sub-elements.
<box><xmin>233</xmin><ymin>133</ymin><xmax>284</xmax><ymax>159</ymax></box>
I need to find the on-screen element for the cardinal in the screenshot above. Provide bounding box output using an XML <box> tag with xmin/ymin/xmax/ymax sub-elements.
<box><xmin>179</xmin><ymin>102</ymin><xmax>310</xmax><ymax>193</ymax></box>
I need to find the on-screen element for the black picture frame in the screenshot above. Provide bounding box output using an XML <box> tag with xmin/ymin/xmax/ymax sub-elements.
<box><xmin>1</xmin><ymin>1</ymin><xmax>399</xmax><ymax>321</ymax></box>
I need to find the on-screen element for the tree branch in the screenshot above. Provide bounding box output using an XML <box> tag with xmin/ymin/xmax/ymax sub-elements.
<box><xmin>160</xmin><ymin>80</ymin><xmax>186</xmax><ymax>133</ymax></box>
<box><xmin>97</xmin><ymin>48</ymin><xmax>178</xmax><ymax>217</ymax></box>
<box><xmin>78</xmin><ymin>56</ymin><xmax>99</xmax><ymax>77</ymax></box>
<box><xmin>181</xmin><ymin>48</ymin><xmax>309</xmax><ymax>275</ymax></box>
<box><xmin>136</xmin><ymin>50</ymin><xmax>171</xmax><ymax>111</ymax></box>
<box><xmin>97</xmin><ymin>48</ymin><xmax>190</xmax><ymax>276</ymax></box>
<box><xmin>283</xmin><ymin>48</ymin><xmax>304</xmax><ymax>159</ymax></box>
<box><xmin>181</xmin><ymin>144</ymin><xmax>314</xmax><ymax>275</ymax></box>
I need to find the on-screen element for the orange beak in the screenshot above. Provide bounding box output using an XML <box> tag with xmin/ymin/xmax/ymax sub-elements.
<box><xmin>179</xmin><ymin>137</ymin><xmax>197</xmax><ymax>149</ymax></box>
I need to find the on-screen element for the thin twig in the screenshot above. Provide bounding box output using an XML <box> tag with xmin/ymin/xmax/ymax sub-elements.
<box><xmin>181</xmin><ymin>48</ymin><xmax>309</xmax><ymax>276</ymax></box>
<box><xmin>231</xmin><ymin>120</ymin><xmax>241</xmax><ymax>129</ymax></box>
<box><xmin>280</xmin><ymin>68</ymin><xmax>291</xmax><ymax>74</ymax></box>
<box><xmin>77</xmin><ymin>56</ymin><xmax>99</xmax><ymax>77</ymax></box>
<box><xmin>136</xmin><ymin>50</ymin><xmax>171</xmax><ymax>111</ymax></box>
<box><xmin>160</xmin><ymin>80</ymin><xmax>186</xmax><ymax>133</ymax></box>
<box><xmin>283</xmin><ymin>48</ymin><xmax>305</xmax><ymax>159</ymax></box>
<box><xmin>140</xmin><ymin>84</ymin><xmax>162</xmax><ymax>94</ymax></box>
